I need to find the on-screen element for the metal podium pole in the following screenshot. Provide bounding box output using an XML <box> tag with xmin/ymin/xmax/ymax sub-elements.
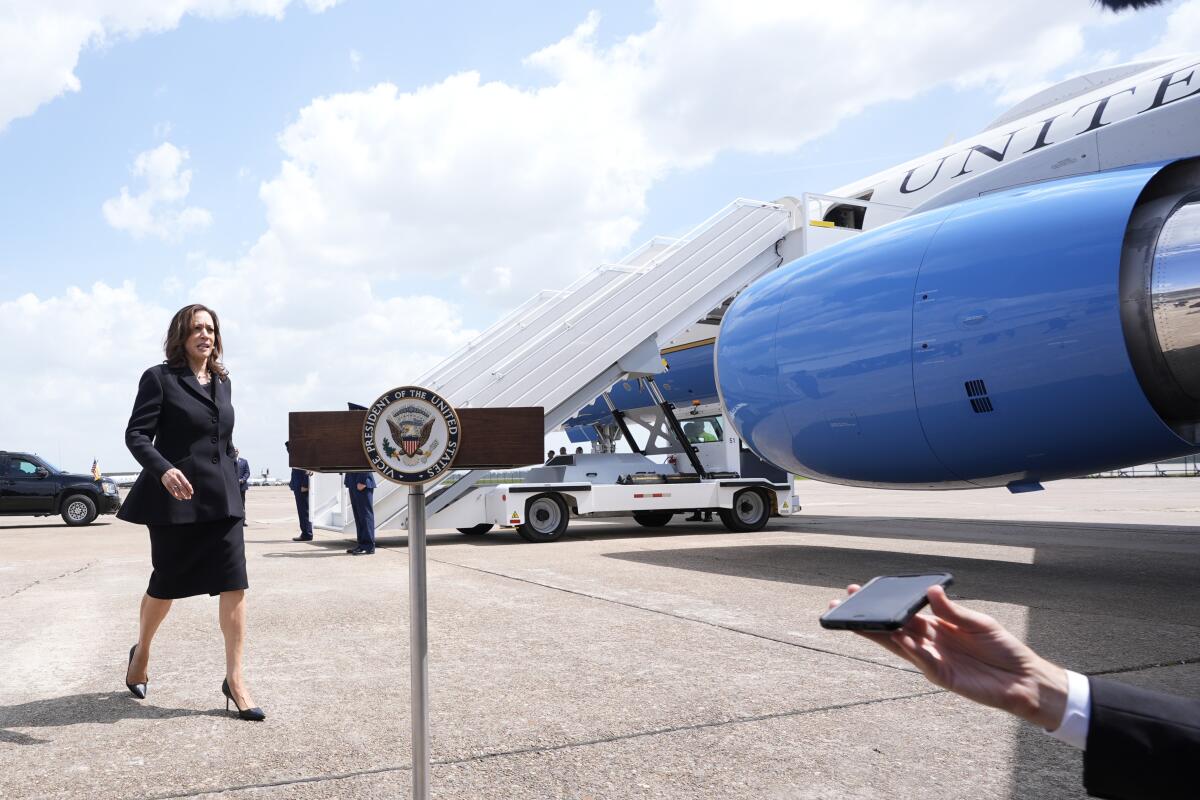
<box><xmin>408</xmin><ymin>483</ymin><xmax>430</xmax><ymax>800</ymax></box>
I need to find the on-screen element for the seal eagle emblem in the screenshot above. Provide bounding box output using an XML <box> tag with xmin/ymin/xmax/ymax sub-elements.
<box><xmin>361</xmin><ymin>386</ymin><xmax>461</xmax><ymax>484</ymax></box>
<box><xmin>387</xmin><ymin>409</ymin><xmax>437</xmax><ymax>463</ymax></box>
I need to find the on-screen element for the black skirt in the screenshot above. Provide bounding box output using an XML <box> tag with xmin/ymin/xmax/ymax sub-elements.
<box><xmin>147</xmin><ymin>516</ymin><xmax>248</xmax><ymax>599</ymax></box>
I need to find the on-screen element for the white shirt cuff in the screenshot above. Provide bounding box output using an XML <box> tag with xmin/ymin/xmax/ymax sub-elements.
<box><xmin>1044</xmin><ymin>669</ymin><xmax>1090</xmax><ymax>750</ymax></box>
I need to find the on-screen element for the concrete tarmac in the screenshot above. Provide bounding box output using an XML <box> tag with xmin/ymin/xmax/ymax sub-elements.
<box><xmin>1</xmin><ymin>479</ymin><xmax>1197</xmax><ymax>799</ymax></box>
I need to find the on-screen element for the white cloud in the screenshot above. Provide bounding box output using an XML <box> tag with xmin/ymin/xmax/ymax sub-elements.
<box><xmin>0</xmin><ymin>271</ymin><xmax>477</xmax><ymax>476</ymax></box>
<box><xmin>103</xmin><ymin>142</ymin><xmax>213</xmax><ymax>240</ymax></box>
<box><xmin>124</xmin><ymin>225</ymin><xmax>482</xmax><ymax>472</ymax></box>
<box><xmin>1138</xmin><ymin>0</ymin><xmax>1200</xmax><ymax>59</ymax></box>
<box><xmin>256</xmin><ymin>71</ymin><xmax>654</xmax><ymax>302</ymax></box>
<box><xmin>559</xmin><ymin>1</ymin><xmax>1109</xmax><ymax>162</ymax></box>
<box><xmin>0</xmin><ymin>0</ymin><xmax>345</xmax><ymax>131</ymax></box>
<box><xmin>248</xmin><ymin>0</ymin><xmax>1125</xmax><ymax>309</ymax></box>
<box><xmin>349</xmin><ymin>48</ymin><xmax>361</xmax><ymax>71</ymax></box>
<box><xmin>0</xmin><ymin>283</ymin><xmax>170</xmax><ymax>471</ymax></box>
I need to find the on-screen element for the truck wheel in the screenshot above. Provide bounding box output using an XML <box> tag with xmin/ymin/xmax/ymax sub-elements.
<box><xmin>62</xmin><ymin>494</ymin><xmax>98</xmax><ymax>526</ymax></box>
<box><xmin>457</xmin><ymin>524</ymin><xmax>493</xmax><ymax>536</ymax></box>
<box><xmin>718</xmin><ymin>489</ymin><xmax>770</xmax><ymax>532</ymax></box>
<box><xmin>517</xmin><ymin>493</ymin><xmax>569</xmax><ymax>542</ymax></box>
<box><xmin>632</xmin><ymin>511</ymin><xmax>674</xmax><ymax>528</ymax></box>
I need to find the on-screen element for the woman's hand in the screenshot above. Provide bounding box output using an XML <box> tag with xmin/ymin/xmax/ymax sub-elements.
<box><xmin>161</xmin><ymin>468</ymin><xmax>194</xmax><ymax>501</ymax></box>
<box><xmin>829</xmin><ymin>584</ymin><xmax>1068</xmax><ymax>730</ymax></box>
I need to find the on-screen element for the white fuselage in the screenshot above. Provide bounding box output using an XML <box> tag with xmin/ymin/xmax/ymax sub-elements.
<box><xmin>827</xmin><ymin>55</ymin><xmax>1200</xmax><ymax>224</ymax></box>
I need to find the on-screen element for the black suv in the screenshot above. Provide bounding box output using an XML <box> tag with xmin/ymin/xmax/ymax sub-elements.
<box><xmin>0</xmin><ymin>451</ymin><xmax>122</xmax><ymax>526</ymax></box>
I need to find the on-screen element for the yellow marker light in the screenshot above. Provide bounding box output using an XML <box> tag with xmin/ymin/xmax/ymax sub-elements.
<box><xmin>809</xmin><ymin>219</ymin><xmax>835</xmax><ymax>228</ymax></box>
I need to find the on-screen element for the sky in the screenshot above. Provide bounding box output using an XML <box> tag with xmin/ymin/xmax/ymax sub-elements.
<box><xmin>0</xmin><ymin>0</ymin><xmax>1195</xmax><ymax>476</ymax></box>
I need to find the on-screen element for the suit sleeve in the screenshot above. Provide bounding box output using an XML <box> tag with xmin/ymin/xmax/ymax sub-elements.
<box><xmin>1083</xmin><ymin>676</ymin><xmax>1200</xmax><ymax>799</ymax></box>
<box><xmin>125</xmin><ymin>368</ymin><xmax>173</xmax><ymax>480</ymax></box>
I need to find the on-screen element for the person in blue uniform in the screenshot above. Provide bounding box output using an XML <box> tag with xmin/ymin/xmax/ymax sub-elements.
<box><xmin>345</xmin><ymin>470</ymin><xmax>376</xmax><ymax>555</ymax></box>
<box><xmin>235</xmin><ymin>449</ymin><xmax>250</xmax><ymax>510</ymax></box>
<box><xmin>285</xmin><ymin>441</ymin><xmax>313</xmax><ymax>542</ymax></box>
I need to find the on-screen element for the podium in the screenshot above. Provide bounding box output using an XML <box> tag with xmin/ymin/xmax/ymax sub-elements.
<box><xmin>289</xmin><ymin>387</ymin><xmax>542</xmax><ymax>799</ymax></box>
<box><xmin>288</xmin><ymin>406</ymin><xmax>543</xmax><ymax>473</ymax></box>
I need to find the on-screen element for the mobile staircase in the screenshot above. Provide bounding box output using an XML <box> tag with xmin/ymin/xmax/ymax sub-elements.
<box><xmin>311</xmin><ymin>197</ymin><xmax>800</xmax><ymax>534</ymax></box>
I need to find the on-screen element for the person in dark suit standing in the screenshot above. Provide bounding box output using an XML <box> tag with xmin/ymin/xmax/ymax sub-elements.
<box><xmin>829</xmin><ymin>584</ymin><xmax>1198</xmax><ymax>799</ymax></box>
<box><xmin>235</xmin><ymin>449</ymin><xmax>250</xmax><ymax>511</ymax></box>
<box><xmin>117</xmin><ymin>303</ymin><xmax>264</xmax><ymax>722</ymax></box>
<box><xmin>345</xmin><ymin>470</ymin><xmax>376</xmax><ymax>555</ymax></box>
<box><xmin>285</xmin><ymin>441</ymin><xmax>313</xmax><ymax>542</ymax></box>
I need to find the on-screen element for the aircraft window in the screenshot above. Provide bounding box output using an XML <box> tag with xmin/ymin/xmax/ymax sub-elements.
<box><xmin>682</xmin><ymin>417</ymin><xmax>722</xmax><ymax>444</ymax></box>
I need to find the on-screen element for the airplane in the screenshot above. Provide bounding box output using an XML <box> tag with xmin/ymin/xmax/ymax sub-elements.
<box><xmin>567</xmin><ymin>53</ymin><xmax>1200</xmax><ymax>492</ymax></box>
<box><xmin>309</xmin><ymin>54</ymin><xmax>1199</xmax><ymax>539</ymax></box>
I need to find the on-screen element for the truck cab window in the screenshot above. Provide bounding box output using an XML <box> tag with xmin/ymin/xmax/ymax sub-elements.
<box><xmin>683</xmin><ymin>417</ymin><xmax>722</xmax><ymax>444</ymax></box>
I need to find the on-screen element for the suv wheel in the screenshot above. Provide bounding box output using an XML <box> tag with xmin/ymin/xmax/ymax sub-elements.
<box><xmin>62</xmin><ymin>494</ymin><xmax>98</xmax><ymax>526</ymax></box>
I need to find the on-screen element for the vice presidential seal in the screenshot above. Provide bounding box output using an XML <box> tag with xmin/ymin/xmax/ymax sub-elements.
<box><xmin>362</xmin><ymin>386</ymin><xmax>461</xmax><ymax>484</ymax></box>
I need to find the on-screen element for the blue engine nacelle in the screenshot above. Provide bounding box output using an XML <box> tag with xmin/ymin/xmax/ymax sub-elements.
<box><xmin>716</xmin><ymin>160</ymin><xmax>1200</xmax><ymax>489</ymax></box>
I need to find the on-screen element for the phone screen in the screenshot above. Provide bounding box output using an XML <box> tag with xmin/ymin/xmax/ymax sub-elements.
<box><xmin>820</xmin><ymin>573</ymin><xmax>953</xmax><ymax>631</ymax></box>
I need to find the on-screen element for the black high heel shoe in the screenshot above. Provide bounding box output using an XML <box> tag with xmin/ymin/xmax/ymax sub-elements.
<box><xmin>125</xmin><ymin>644</ymin><xmax>147</xmax><ymax>699</ymax></box>
<box><xmin>221</xmin><ymin>678</ymin><xmax>266</xmax><ymax>721</ymax></box>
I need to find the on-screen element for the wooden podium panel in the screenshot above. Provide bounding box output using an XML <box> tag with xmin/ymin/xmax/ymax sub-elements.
<box><xmin>288</xmin><ymin>407</ymin><xmax>544</xmax><ymax>472</ymax></box>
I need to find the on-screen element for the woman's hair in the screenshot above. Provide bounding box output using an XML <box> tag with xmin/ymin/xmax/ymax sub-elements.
<box><xmin>163</xmin><ymin>303</ymin><xmax>228</xmax><ymax>378</ymax></box>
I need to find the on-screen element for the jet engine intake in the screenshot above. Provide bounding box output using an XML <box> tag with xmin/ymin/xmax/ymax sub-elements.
<box><xmin>1120</xmin><ymin>160</ymin><xmax>1200</xmax><ymax>442</ymax></box>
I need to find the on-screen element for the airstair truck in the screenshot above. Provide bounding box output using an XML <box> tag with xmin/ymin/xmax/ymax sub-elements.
<box><xmin>419</xmin><ymin>374</ymin><xmax>799</xmax><ymax>541</ymax></box>
<box><xmin>310</xmin><ymin>192</ymin><xmax>895</xmax><ymax>541</ymax></box>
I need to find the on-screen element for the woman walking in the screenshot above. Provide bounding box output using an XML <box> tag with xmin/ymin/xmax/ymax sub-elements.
<box><xmin>117</xmin><ymin>303</ymin><xmax>264</xmax><ymax>721</ymax></box>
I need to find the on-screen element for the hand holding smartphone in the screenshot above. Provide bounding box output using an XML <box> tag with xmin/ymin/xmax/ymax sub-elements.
<box><xmin>819</xmin><ymin>572</ymin><xmax>954</xmax><ymax>631</ymax></box>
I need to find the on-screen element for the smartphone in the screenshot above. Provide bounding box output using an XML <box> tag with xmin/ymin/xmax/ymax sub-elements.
<box><xmin>819</xmin><ymin>572</ymin><xmax>954</xmax><ymax>631</ymax></box>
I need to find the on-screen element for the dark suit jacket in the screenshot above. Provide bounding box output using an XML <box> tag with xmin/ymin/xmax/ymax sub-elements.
<box><xmin>1083</xmin><ymin>676</ymin><xmax>1200</xmax><ymax>799</ymax></box>
<box><xmin>344</xmin><ymin>471</ymin><xmax>376</xmax><ymax>491</ymax></box>
<box><xmin>117</xmin><ymin>364</ymin><xmax>244</xmax><ymax>525</ymax></box>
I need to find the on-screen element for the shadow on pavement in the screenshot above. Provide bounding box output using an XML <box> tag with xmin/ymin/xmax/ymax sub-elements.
<box><xmin>603</xmin><ymin>538</ymin><xmax>1200</xmax><ymax>625</ymax></box>
<box><xmin>0</xmin><ymin>692</ymin><xmax>220</xmax><ymax>746</ymax></box>
<box><xmin>253</xmin><ymin>523</ymin><xmax>733</xmax><ymax>553</ymax></box>
<box><xmin>792</xmin><ymin>514</ymin><xmax>1200</xmax><ymax>542</ymax></box>
<box><xmin>249</xmin><ymin>515</ymin><xmax>739</xmax><ymax>554</ymax></box>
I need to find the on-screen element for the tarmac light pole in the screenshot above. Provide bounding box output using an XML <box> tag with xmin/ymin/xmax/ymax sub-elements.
<box><xmin>408</xmin><ymin>482</ymin><xmax>430</xmax><ymax>800</ymax></box>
